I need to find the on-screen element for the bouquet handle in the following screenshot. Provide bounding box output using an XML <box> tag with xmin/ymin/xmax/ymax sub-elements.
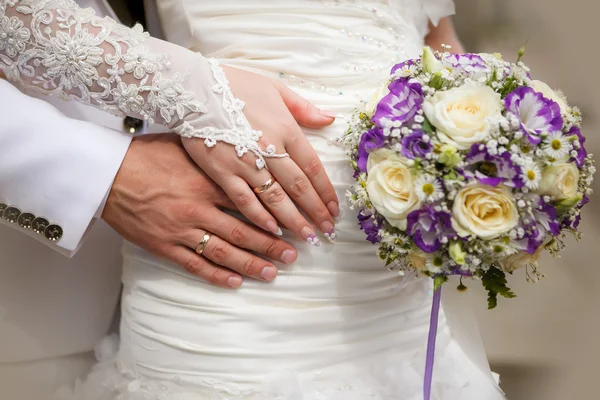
<box><xmin>424</xmin><ymin>285</ymin><xmax>442</xmax><ymax>400</ymax></box>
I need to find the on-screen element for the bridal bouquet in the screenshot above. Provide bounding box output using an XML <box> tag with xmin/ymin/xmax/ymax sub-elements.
<box><xmin>341</xmin><ymin>46</ymin><xmax>594</xmax><ymax>399</ymax></box>
<box><xmin>342</xmin><ymin>46</ymin><xmax>594</xmax><ymax>308</ymax></box>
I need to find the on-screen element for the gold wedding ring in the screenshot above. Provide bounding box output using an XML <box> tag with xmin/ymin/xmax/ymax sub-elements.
<box><xmin>195</xmin><ymin>233</ymin><xmax>212</xmax><ymax>255</ymax></box>
<box><xmin>253</xmin><ymin>178</ymin><xmax>276</xmax><ymax>194</ymax></box>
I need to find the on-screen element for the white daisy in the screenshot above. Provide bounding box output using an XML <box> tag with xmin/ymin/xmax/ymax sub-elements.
<box><xmin>415</xmin><ymin>174</ymin><xmax>444</xmax><ymax>202</ymax></box>
<box><xmin>543</xmin><ymin>131</ymin><xmax>571</xmax><ymax>161</ymax></box>
<box><xmin>521</xmin><ymin>159</ymin><xmax>542</xmax><ymax>190</ymax></box>
<box><xmin>425</xmin><ymin>253</ymin><xmax>450</xmax><ymax>274</ymax></box>
<box><xmin>489</xmin><ymin>238</ymin><xmax>518</xmax><ymax>259</ymax></box>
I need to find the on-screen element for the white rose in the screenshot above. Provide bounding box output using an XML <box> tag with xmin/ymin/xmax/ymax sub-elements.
<box><xmin>366</xmin><ymin>149</ymin><xmax>422</xmax><ymax>229</ymax></box>
<box><xmin>423</xmin><ymin>81</ymin><xmax>502</xmax><ymax>150</ymax></box>
<box><xmin>500</xmin><ymin>247</ymin><xmax>542</xmax><ymax>273</ymax></box>
<box><xmin>452</xmin><ymin>184</ymin><xmax>519</xmax><ymax>240</ymax></box>
<box><xmin>531</xmin><ymin>80</ymin><xmax>569</xmax><ymax>114</ymax></box>
<box><xmin>365</xmin><ymin>83</ymin><xmax>390</xmax><ymax>117</ymax></box>
<box><xmin>537</xmin><ymin>163</ymin><xmax>580</xmax><ymax>200</ymax></box>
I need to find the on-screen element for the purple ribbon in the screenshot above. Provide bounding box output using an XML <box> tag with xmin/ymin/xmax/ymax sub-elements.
<box><xmin>423</xmin><ymin>285</ymin><xmax>442</xmax><ymax>400</ymax></box>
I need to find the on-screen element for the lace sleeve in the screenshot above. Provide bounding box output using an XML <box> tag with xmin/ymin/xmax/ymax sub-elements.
<box><xmin>0</xmin><ymin>0</ymin><xmax>286</xmax><ymax>168</ymax></box>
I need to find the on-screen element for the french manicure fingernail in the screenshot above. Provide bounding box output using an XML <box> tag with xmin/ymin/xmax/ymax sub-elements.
<box><xmin>301</xmin><ymin>226</ymin><xmax>321</xmax><ymax>247</ymax></box>
<box><xmin>227</xmin><ymin>276</ymin><xmax>243</xmax><ymax>289</ymax></box>
<box><xmin>281</xmin><ymin>249</ymin><xmax>297</xmax><ymax>264</ymax></box>
<box><xmin>327</xmin><ymin>201</ymin><xmax>340</xmax><ymax>218</ymax></box>
<box><xmin>260</xmin><ymin>266</ymin><xmax>278</xmax><ymax>281</ymax></box>
<box><xmin>320</xmin><ymin>221</ymin><xmax>337</xmax><ymax>243</ymax></box>
<box><xmin>267</xmin><ymin>221</ymin><xmax>283</xmax><ymax>236</ymax></box>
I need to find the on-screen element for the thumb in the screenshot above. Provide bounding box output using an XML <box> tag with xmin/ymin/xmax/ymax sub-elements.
<box><xmin>274</xmin><ymin>81</ymin><xmax>336</xmax><ymax>129</ymax></box>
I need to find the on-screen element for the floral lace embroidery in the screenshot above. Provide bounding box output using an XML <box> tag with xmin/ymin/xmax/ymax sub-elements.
<box><xmin>176</xmin><ymin>60</ymin><xmax>288</xmax><ymax>169</ymax></box>
<box><xmin>0</xmin><ymin>0</ymin><xmax>287</xmax><ymax>169</ymax></box>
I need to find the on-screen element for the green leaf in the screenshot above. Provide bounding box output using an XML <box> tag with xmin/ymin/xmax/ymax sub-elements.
<box><xmin>433</xmin><ymin>275</ymin><xmax>448</xmax><ymax>291</ymax></box>
<box><xmin>429</xmin><ymin>72</ymin><xmax>443</xmax><ymax>90</ymax></box>
<box><xmin>482</xmin><ymin>266</ymin><xmax>516</xmax><ymax>309</ymax></box>
<box><xmin>422</xmin><ymin>118</ymin><xmax>435</xmax><ymax>134</ymax></box>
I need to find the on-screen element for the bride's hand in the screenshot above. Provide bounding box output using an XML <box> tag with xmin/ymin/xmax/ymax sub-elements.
<box><xmin>182</xmin><ymin>67</ymin><xmax>339</xmax><ymax>245</ymax></box>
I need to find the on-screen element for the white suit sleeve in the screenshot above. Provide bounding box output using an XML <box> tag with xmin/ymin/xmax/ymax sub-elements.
<box><xmin>0</xmin><ymin>0</ymin><xmax>288</xmax><ymax>169</ymax></box>
<box><xmin>0</xmin><ymin>79</ymin><xmax>131</xmax><ymax>256</ymax></box>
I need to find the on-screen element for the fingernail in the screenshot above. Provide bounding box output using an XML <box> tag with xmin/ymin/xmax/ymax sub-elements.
<box><xmin>227</xmin><ymin>276</ymin><xmax>243</xmax><ymax>288</ymax></box>
<box><xmin>281</xmin><ymin>249</ymin><xmax>297</xmax><ymax>264</ymax></box>
<box><xmin>267</xmin><ymin>221</ymin><xmax>283</xmax><ymax>236</ymax></box>
<box><xmin>260</xmin><ymin>266</ymin><xmax>278</xmax><ymax>281</ymax></box>
<box><xmin>327</xmin><ymin>201</ymin><xmax>340</xmax><ymax>218</ymax></box>
<box><xmin>319</xmin><ymin>109</ymin><xmax>337</xmax><ymax>119</ymax></box>
<box><xmin>320</xmin><ymin>221</ymin><xmax>337</xmax><ymax>243</ymax></box>
<box><xmin>301</xmin><ymin>226</ymin><xmax>321</xmax><ymax>247</ymax></box>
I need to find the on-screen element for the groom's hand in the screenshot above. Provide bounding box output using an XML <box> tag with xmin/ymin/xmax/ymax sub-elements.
<box><xmin>102</xmin><ymin>134</ymin><xmax>298</xmax><ymax>288</ymax></box>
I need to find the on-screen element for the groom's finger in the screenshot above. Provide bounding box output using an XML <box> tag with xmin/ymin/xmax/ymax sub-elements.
<box><xmin>205</xmin><ymin>211</ymin><xmax>298</xmax><ymax>265</ymax></box>
<box><xmin>183</xmin><ymin>230</ymin><xmax>279</xmax><ymax>283</ymax></box>
<box><xmin>167</xmin><ymin>246</ymin><xmax>243</xmax><ymax>289</ymax></box>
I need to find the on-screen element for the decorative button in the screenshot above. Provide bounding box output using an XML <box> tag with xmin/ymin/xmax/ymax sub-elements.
<box><xmin>123</xmin><ymin>116</ymin><xmax>144</xmax><ymax>134</ymax></box>
<box><xmin>31</xmin><ymin>217</ymin><xmax>49</xmax><ymax>235</ymax></box>
<box><xmin>17</xmin><ymin>212</ymin><xmax>35</xmax><ymax>229</ymax></box>
<box><xmin>44</xmin><ymin>224</ymin><xmax>63</xmax><ymax>242</ymax></box>
<box><xmin>2</xmin><ymin>206</ymin><xmax>21</xmax><ymax>223</ymax></box>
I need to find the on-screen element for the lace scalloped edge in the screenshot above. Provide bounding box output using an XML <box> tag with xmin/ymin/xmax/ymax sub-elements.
<box><xmin>174</xmin><ymin>59</ymin><xmax>289</xmax><ymax>169</ymax></box>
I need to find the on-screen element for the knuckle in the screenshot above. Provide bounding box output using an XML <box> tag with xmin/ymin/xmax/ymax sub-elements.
<box><xmin>314</xmin><ymin>207</ymin><xmax>331</xmax><ymax>222</ymax></box>
<box><xmin>209</xmin><ymin>242</ymin><xmax>229</xmax><ymax>264</ymax></box>
<box><xmin>179</xmin><ymin>204</ymin><xmax>201</xmax><ymax>221</ymax></box>
<box><xmin>303</xmin><ymin>157</ymin><xmax>322</xmax><ymax>179</ymax></box>
<box><xmin>241</xmin><ymin>257</ymin><xmax>257</xmax><ymax>275</ymax></box>
<box><xmin>279</xmin><ymin>119</ymin><xmax>296</xmax><ymax>134</ymax></box>
<box><xmin>235</xmin><ymin>192</ymin><xmax>255</xmax><ymax>208</ymax></box>
<box><xmin>261</xmin><ymin>239</ymin><xmax>281</xmax><ymax>259</ymax></box>
<box><xmin>265</xmin><ymin>187</ymin><xmax>286</xmax><ymax>206</ymax></box>
<box><xmin>229</xmin><ymin>225</ymin><xmax>247</xmax><ymax>245</ymax></box>
<box><xmin>207</xmin><ymin>269</ymin><xmax>222</xmax><ymax>285</ymax></box>
<box><xmin>183</xmin><ymin>257</ymin><xmax>204</xmax><ymax>276</ymax></box>
<box><xmin>289</xmin><ymin>176</ymin><xmax>311</xmax><ymax>197</ymax></box>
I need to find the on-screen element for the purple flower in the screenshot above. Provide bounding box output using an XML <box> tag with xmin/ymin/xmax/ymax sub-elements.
<box><xmin>567</xmin><ymin>126</ymin><xmax>587</xmax><ymax>168</ymax></box>
<box><xmin>357</xmin><ymin>128</ymin><xmax>386</xmax><ymax>172</ymax></box>
<box><xmin>518</xmin><ymin>220</ymin><xmax>546</xmax><ymax>254</ymax></box>
<box><xmin>518</xmin><ymin>197</ymin><xmax>560</xmax><ymax>253</ymax></box>
<box><xmin>406</xmin><ymin>206</ymin><xmax>456</xmax><ymax>253</ymax></box>
<box><xmin>444</xmin><ymin>53</ymin><xmax>487</xmax><ymax>71</ymax></box>
<box><xmin>505</xmin><ymin>86</ymin><xmax>563</xmax><ymax>145</ymax></box>
<box><xmin>390</xmin><ymin>59</ymin><xmax>416</xmax><ymax>75</ymax></box>
<box><xmin>358</xmin><ymin>211</ymin><xmax>382</xmax><ymax>244</ymax></box>
<box><xmin>463</xmin><ymin>144</ymin><xmax>524</xmax><ymax>188</ymax></box>
<box><xmin>372</xmin><ymin>78</ymin><xmax>424</xmax><ymax>127</ymax></box>
<box><xmin>563</xmin><ymin>195</ymin><xmax>589</xmax><ymax>229</ymax></box>
<box><xmin>534</xmin><ymin>200</ymin><xmax>560</xmax><ymax>237</ymax></box>
<box><xmin>401</xmin><ymin>130</ymin><xmax>432</xmax><ymax>160</ymax></box>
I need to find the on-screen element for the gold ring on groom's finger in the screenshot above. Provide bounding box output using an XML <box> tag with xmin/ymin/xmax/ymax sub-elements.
<box><xmin>253</xmin><ymin>178</ymin><xmax>276</xmax><ymax>194</ymax></box>
<box><xmin>195</xmin><ymin>233</ymin><xmax>213</xmax><ymax>255</ymax></box>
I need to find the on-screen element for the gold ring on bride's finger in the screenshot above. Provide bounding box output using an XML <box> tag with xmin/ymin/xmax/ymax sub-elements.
<box><xmin>195</xmin><ymin>233</ymin><xmax>213</xmax><ymax>255</ymax></box>
<box><xmin>253</xmin><ymin>178</ymin><xmax>276</xmax><ymax>194</ymax></box>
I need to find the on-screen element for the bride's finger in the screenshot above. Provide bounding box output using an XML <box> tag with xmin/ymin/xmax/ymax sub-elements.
<box><xmin>283</xmin><ymin>130</ymin><xmax>339</xmax><ymax>219</ymax></box>
<box><xmin>268</xmin><ymin>157</ymin><xmax>336</xmax><ymax>240</ymax></box>
<box><xmin>182</xmin><ymin>230</ymin><xmax>278</xmax><ymax>282</ymax></box>
<box><xmin>221</xmin><ymin>175</ymin><xmax>283</xmax><ymax>236</ymax></box>
<box><xmin>168</xmin><ymin>245</ymin><xmax>243</xmax><ymax>289</ymax></box>
<box><xmin>241</xmin><ymin>171</ymin><xmax>321</xmax><ymax>246</ymax></box>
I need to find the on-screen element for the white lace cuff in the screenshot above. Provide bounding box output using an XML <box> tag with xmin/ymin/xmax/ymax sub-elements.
<box><xmin>0</xmin><ymin>0</ymin><xmax>286</xmax><ymax>169</ymax></box>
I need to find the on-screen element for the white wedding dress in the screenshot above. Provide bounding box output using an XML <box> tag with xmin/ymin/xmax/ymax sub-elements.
<box><xmin>59</xmin><ymin>1</ymin><xmax>505</xmax><ymax>399</ymax></box>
